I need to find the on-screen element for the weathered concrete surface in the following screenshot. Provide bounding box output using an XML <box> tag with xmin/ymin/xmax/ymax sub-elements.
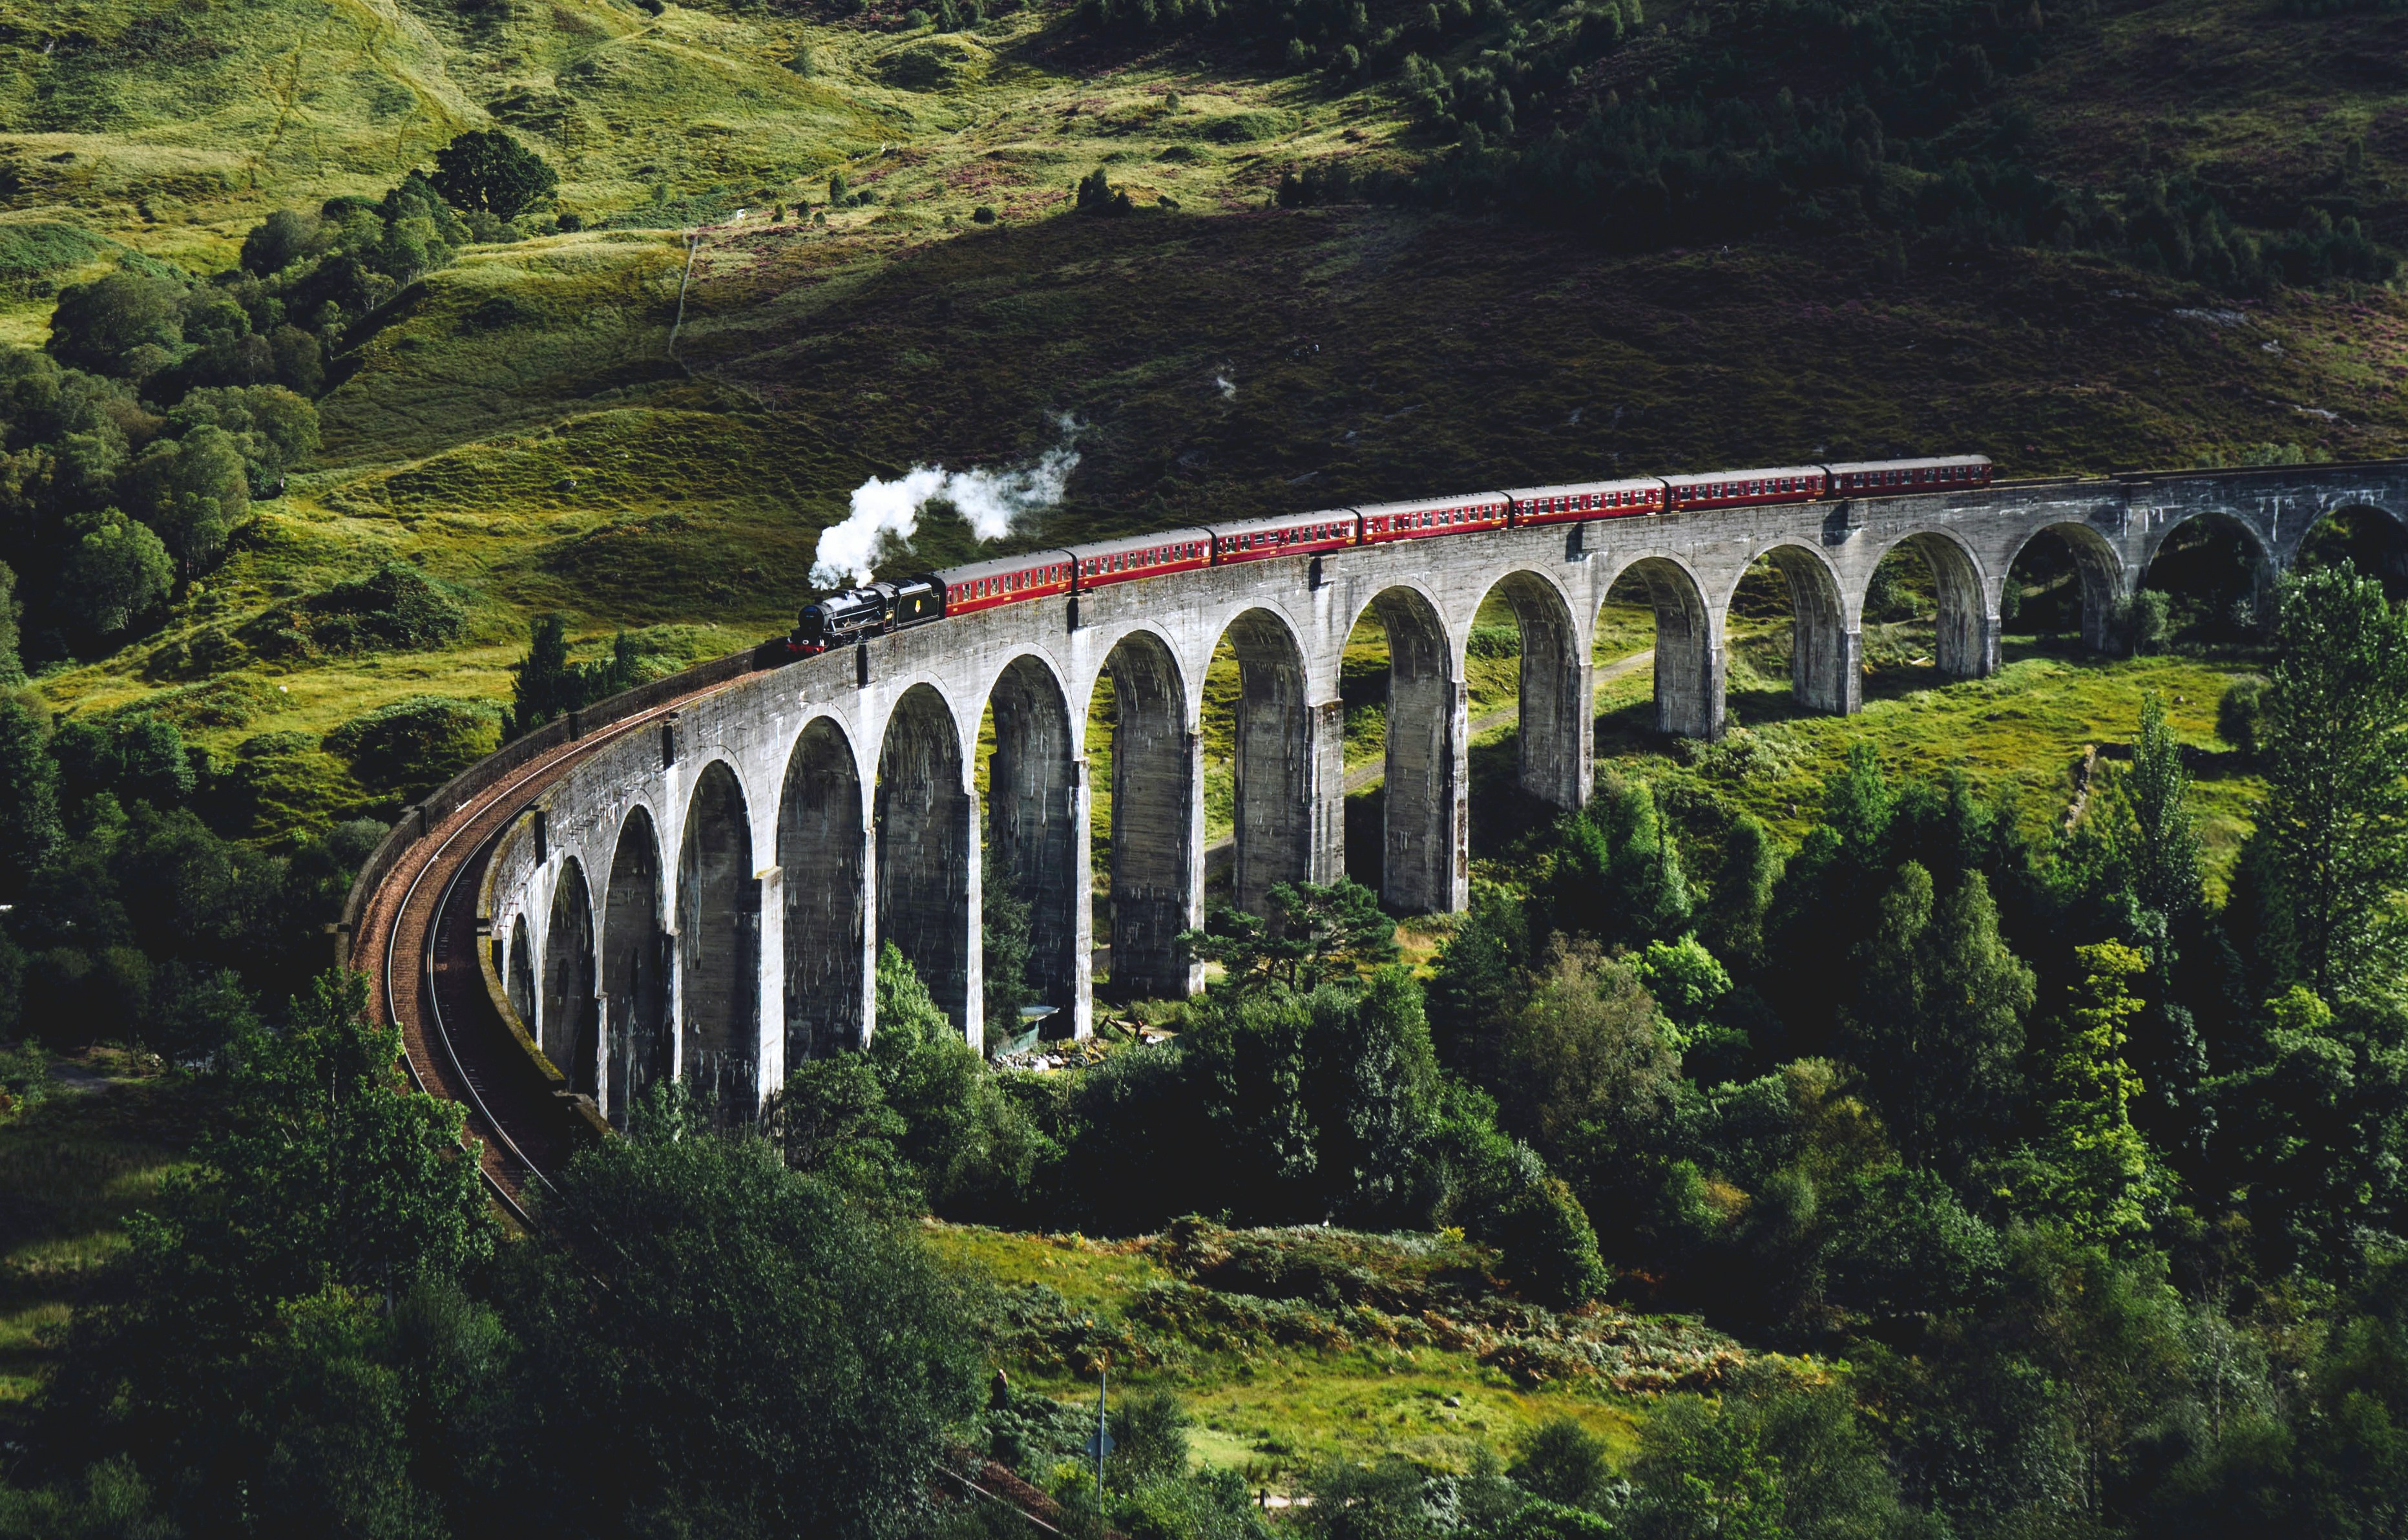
<box><xmin>476</xmin><ymin>462</ymin><xmax>2406</xmax><ymax>1116</ymax></box>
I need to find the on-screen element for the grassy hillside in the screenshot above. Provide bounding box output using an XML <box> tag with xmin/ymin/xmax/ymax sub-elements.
<box><xmin>5</xmin><ymin>0</ymin><xmax>2400</xmax><ymax>839</ymax></box>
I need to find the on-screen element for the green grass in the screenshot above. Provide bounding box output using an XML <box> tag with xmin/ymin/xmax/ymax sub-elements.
<box><xmin>927</xmin><ymin>1221</ymin><xmax>1749</xmax><ymax>1482</ymax></box>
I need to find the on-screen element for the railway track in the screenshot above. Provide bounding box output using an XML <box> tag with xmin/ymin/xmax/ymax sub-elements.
<box><xmin>348</xmin><ymin>668</ymin><xmax>765</xmax><ymax>1220</ymax></box>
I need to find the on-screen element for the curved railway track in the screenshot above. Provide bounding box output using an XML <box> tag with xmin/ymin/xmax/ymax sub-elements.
<box><xmin>348</xmin><ymin>667</ymin><xmax>766</xmax><ymax>1219</ymax></box>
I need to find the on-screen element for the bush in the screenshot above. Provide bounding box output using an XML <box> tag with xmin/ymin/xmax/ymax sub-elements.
<box><xmin>244</xmin><ymin>562</ymin><xmax>472</xmax><ymax>658</ymax></box>
<box><xmin>322</xmin><ymin>696</ymin><xmax>503</xmax><ymax>796</ymax></box>
<box><xmin>2218</xmin><ymin>675</ymin><xmax>2266</xmax><ymax>757</ymax></box>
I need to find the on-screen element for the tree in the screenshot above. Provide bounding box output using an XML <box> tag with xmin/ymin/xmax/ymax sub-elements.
<box><xmin>505</xmin><ymin>613</ymin><xmax>576</xmax><ymax>737</ymax></box>
<box><xmin>2013</xmin><ymin>942</ymin><xmax>2168</xmax><ymax>1247</ymax></box>
<box><xmin>1543</xmin><ymin>776</ymin><xmax>1693</xmax><ymax>951</ymax></box>
<box><xmin>1510</xmin><ymin>1418</ymin><xmax>1611</xmax><ymax>1510</ymax></box>
<box><xmin>1425</xmin><ymin>881</ymin><xmax>1531</xmax><ymax>1073</ymax></box>
<box><xmin>1839</xmin><ymin>863</ymin><xmax>2035</xmax><ymax>1175</ymax></box>
<box><xmin>428</xmin><ymin>131</ymin><xmax>560</xmax><ymax>220</ymax></box>
<box><xmin>45</xmin><ymin>271</ymin><xmax>186</xmax><ymax>378</ymax></box>
<box><xmin>56</xmin><ymin>509</ymin><xmax>171</xmax><ymax>645</ymax></box>
<box><xmin>0</xmin><ymin>699</ymin><xmax>58</xmax><ymax>902</ymax></box>
<box><xmin>0</xmin><ymin>560</ymin><xmax>19</xmax><ymax>682</ymax></box>
<box><xmin>1491</xmin><ymin>938</ymin><xmax>1677</xmax><ymax>1163</ymax></box>
<box><xmin>2115</xmin><ymin>693</ymin><xmax>2207</xmax><ymax>922</ymax></box>
<box><xmin>502</xmin><ymin>1088</ymin><xmax>983</xmax><ymax>1538</ymax></box>
<box><xmin>1179</xmin><ymin>876</ymin><xmax>1398</xmax><ymax>997</ymax></box>
<box><xmin>2256</xmin><ymin>565</ymin><xmax>2408</xmax><ymax>1001</ymax></box>
<box><xmin>45</xmin><ymin>971</ymin><xmax>495</xmax><ymax>1528</ymax></box>
<box><xmin>1700</xmin><ymin>813</ymin><xmax>1779</xmax><ymax>973</ymax></box>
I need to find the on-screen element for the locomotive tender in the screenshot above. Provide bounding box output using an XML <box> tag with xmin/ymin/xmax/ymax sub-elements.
<box><xmin>785</xmin><ymin>454</ymin><xmax>1993</xmax><ymax>655</ymax></box>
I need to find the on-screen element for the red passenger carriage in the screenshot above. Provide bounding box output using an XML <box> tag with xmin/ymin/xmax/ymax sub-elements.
<box><xmin>1205</xmin><ymin>511</ymin><xmax>1358</xmax><ymax>564</ymax></box>
<box><xmin>1356</xmin><ymin>493</ymin><xmax>1511</xmax><ymax>543</ymax></box>
<box><xmin>1502</xmin><ymin>478</ymin><xmax>1665</xmax><ymax>525</ymax></box>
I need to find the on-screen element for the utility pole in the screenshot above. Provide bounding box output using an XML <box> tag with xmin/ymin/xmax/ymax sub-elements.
<box><xmin>1084</xmin><ymin>1366</ymin><xmax>1113</xmax><ymax>1519</ymax></box>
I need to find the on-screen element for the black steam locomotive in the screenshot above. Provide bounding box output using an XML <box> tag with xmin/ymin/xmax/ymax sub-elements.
<box><xmin>787</xmin><ymin>575</ymin><xmax>945</xmax><ymax>656</ymax></box>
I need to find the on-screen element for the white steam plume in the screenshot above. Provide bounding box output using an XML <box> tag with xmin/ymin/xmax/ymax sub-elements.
<box><xmin>809</xmin><ymin>430</ymin><xmax>1081</xmax><ymax>589</ymax></box>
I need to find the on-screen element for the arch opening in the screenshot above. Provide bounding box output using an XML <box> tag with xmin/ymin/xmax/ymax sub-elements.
<box><xmin>678</xmin><ymin>761</ymin><xmax>759</xmax><ymax>1122</ymax></box>
<box><xmin>981</xmin><ymin>657</ymin><xmax>1079</xmax><ymax>1040</ymax></box>
<box><xmin>2004</xmin><ymin>523</ymin><xmax>2124</xmax><ymax>654</ymax></box>
<box><xmin>1207</xmin><ymin>609</ymin><xmax>1317</xmax><ymax>919</ymax></box>
<box><xmin>1085</xmin><ymin>632</ymin><xmax>1197</xmax><ymax>1000</ymax></box>
<box><xmin>2139</xmin><ymin>513</ymin><xmax>2269</xmax><ymax>646</ymax></box>
<box><xmin>1352</xmin><ymin>587</ymin><xmax>1461</xmax><ymax>915</ymax></box>
<box><xmin>506</xmin><ymin>914</ymin><xmax>535</xmax><ymax>1028</ymax></box>
<box><xmin>542</xmin><ymin>858</ymin><xmax>598</xmax><ymax>1099</ymax></box>
<box><xmin>2299</xmin><ymin>503</ymin><xmax>2408</xmax><ymax>602</ymax></box>
<box><xmin>1865</xmin><ymin>533</ymin><xmax>1992</xmax><ymax>683</ymax></box>
<box><xmin>601</xmin><ymin>809</ymin><xmax>669</xmax><ymax>1132</ymax></box>
<box><xmin>1463</xmin><ymin>573</ymin><xmax>1584</xmax><ymax>857</ymax></box>
<box><xmin>779</xmin><ymin>719</ymin><xmax>866</xmax><ymax>1062</ymax></box>
<box><xmin>1724</xmin><ymin>545</ymin><xmax>1854</xmax><ymax>719</ymax></box>
<box><xmin>1604</xmin><ymin>557</ymin><xmax>1722</xmax><ymax>741</ymax></box>
<box><xmin>877</xmin><ymin>684</ymin><xmax>972</xmax><ymax>1034</ymax></box>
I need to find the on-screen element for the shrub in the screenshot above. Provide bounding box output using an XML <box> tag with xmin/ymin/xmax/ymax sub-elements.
<box><xmin>2218</xmin><ymin>675</ymin><xmax>2267</xmax><ymax>757</ymax></box>
<box><xmin>244</xmin><ymin>562</ymin><xmax>472</xmax><ymax>658</ymax></box>
<box><xmin>322</xmin><ymin>697</ymin><xmax>503</xmax><ymax>796</ymax></box>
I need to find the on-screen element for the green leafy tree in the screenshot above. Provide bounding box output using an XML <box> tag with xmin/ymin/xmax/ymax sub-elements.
<box><xmin>428</xmin><ymin>130</ymin><xmax>560</xmax><ymax>220</ymax></box>
<box><xmin>1423</xmin><ymin>880</ymin><xmax>1530</xmax><ymax>1073</ymax></box>
<box><xmin>502</xmin><ymin>1086</ymin><xmax>983</xmax><ymax>1537</ymax></box>
<box><xmin>1542</xmin><ymin>775</ymin><xmax>1692</xmax><ymax>951</ymax></box>
<box><xmin>865</xmin><ymin>943</ymin><xmax>1047</xmax><ymax>1216</ymax></box>
<box><xmin>1179</xmin><ymin>876</ymin><xmax>1398</xmax><ymax>997</ymax></box>
<box><xmin>44</xmin><ymin>271</ymin><xmax>187</xmax><ymax>378</ymax></box>
<box><xmin>47</xmin><ymin>971</ymin><xmax>494</xmax><ymax>1527</ymax></box>
<box><xmin>1491</xmin><ymin>938</ymin><xmax>1677</xmax><ymax>1164</ymax></box>
<box><xmin>2013</xmin><ymin>942</ymin><xmax>2168</xmax><ymax>1247</ymax></box>
<box><xmin>1509</xmin><ymin>1417</ymin><xmax>1611</xmax><ymax>1510</ymax></box>
<box><xmin>2256</xmin><ymin>565</ymin><xmax>2408</xmax><ymax>1001</ymax></box>
<box><xmin>1700</xmin><ymin>812</ymin><xmax>1779</xmax><ymax>973</ymax></box>
<box><xmin>123</xmin><ymin>428</ymin><xmax>247</xmax><ymax>573</ymax></box>
<box><xmin>981</xmin><ymin>843</ymin><xmax>1038</xmax><ymax>1039</ymax></box>
<box><xmin>0</xmin><ymin>559</ymin><xmax>19</xmax><ymax>682</ymax></box>
<box><xmin>2113</xmin><ymin>693</ymin><xmax>2208</xmax><ymax>922</ymax></box>
<box><xmin>0</xmin><ymin>699</ymin><xmax>58</xmax><ymax>898</ymax></box>
<box><xmin>57</xmin><ymin>509</ymin><xmax>171</xmax><ymax>645</ymax></box>
<box><xmin>1839</xmin><ymin>863</ymin><xmax>2035</xmax><ymax>1176</ymax></box>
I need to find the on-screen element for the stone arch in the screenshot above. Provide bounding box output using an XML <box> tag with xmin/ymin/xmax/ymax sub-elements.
<box><xmin>601</xmin><ymin>807</ymin><xmax>669</xmax><ymax>1132</ymax></box>
<box><xmin>1608</xmin><ymin>554</ymin><xmax>1723</xmax><ymax>740</ymax></box>
<box><xmin>2009</xmin><ymin>522</ymin><xmax>2126</xmax><ymax>653</ymax></box>
<box><xmin>2139</xmin><ymin>511</ymin><xmax>2272</xmax><ymax>639</ymax></box>
<box><xmin>1217</xmin><ymin>607</ymin><xmax>1317</xmax><ymax>920</ymax></box>
<box><xmin>1475</xmin><ymin>569</ymin><xmax>1588</xmax><ymax>810</ymax></box>
<box><xmin>1728</xmin><ymin>543</ymin><xmax>1855</xmax><ymax>715</ymax></box>
<box><xmin>1096</xmin><ymin>629</ymin><xmax>1197</xmax><ymax>998</ymax></box>
<box><xmin>2298</xmin><ymin>499</ymin><xmax>2408</xmax><ymax>597</ymax></box>
<box><xmin>1351</xmin><ymin>584</ymin><xmax>1464</xmax><ymax>914</ymax></box>
<box><xmin>678</xmin><ymin>759</ymin><xmax>759</xmax><ymax>1121</ymax></box>
<box><xmin>779</xmin><ymin>717</ymin><xmax>866</xmax><ymax>1062</ymax></box>
<box><xmin>1872</xmin><ymin>531</ymin><xmax>1993</xmax><ymax>679</ymax></box>
<box><xmin>987</xmin><ymin>654</ymin><xmax>1080</xmax><ymax>1026</ymax></box>
<box><xmin>505</xmin><ymin>912</ymin><xmax>535</xmax><ymax>1028</ymax></box>
<box><xmin>541</xmin><ymin>857</ymin><xmax>598</xmax><ymax>1099</ymax></box>
<box><xmin>877</xmin><ymin>683</ymin><xmax>973</xmax><ymax>1033</ymax></box>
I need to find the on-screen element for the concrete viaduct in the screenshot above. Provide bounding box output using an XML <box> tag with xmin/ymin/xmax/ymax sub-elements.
<box><xmin>346</xmin><ymin>461</ymin><xmax>2408</xmax><ymax>1145</ymax></box>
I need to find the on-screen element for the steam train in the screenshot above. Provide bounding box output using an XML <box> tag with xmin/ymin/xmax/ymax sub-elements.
<box><xmin>784</xmin><ymin>454</ymin><xmax>1993</xmax><ymax>656</ymax></box>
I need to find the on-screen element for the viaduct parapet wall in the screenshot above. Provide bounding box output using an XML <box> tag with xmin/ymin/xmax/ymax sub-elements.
<box><xmin>426</xmin><ymin>461</ymin><xmax>2408</xmax><ymax>1128</ymax></box>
